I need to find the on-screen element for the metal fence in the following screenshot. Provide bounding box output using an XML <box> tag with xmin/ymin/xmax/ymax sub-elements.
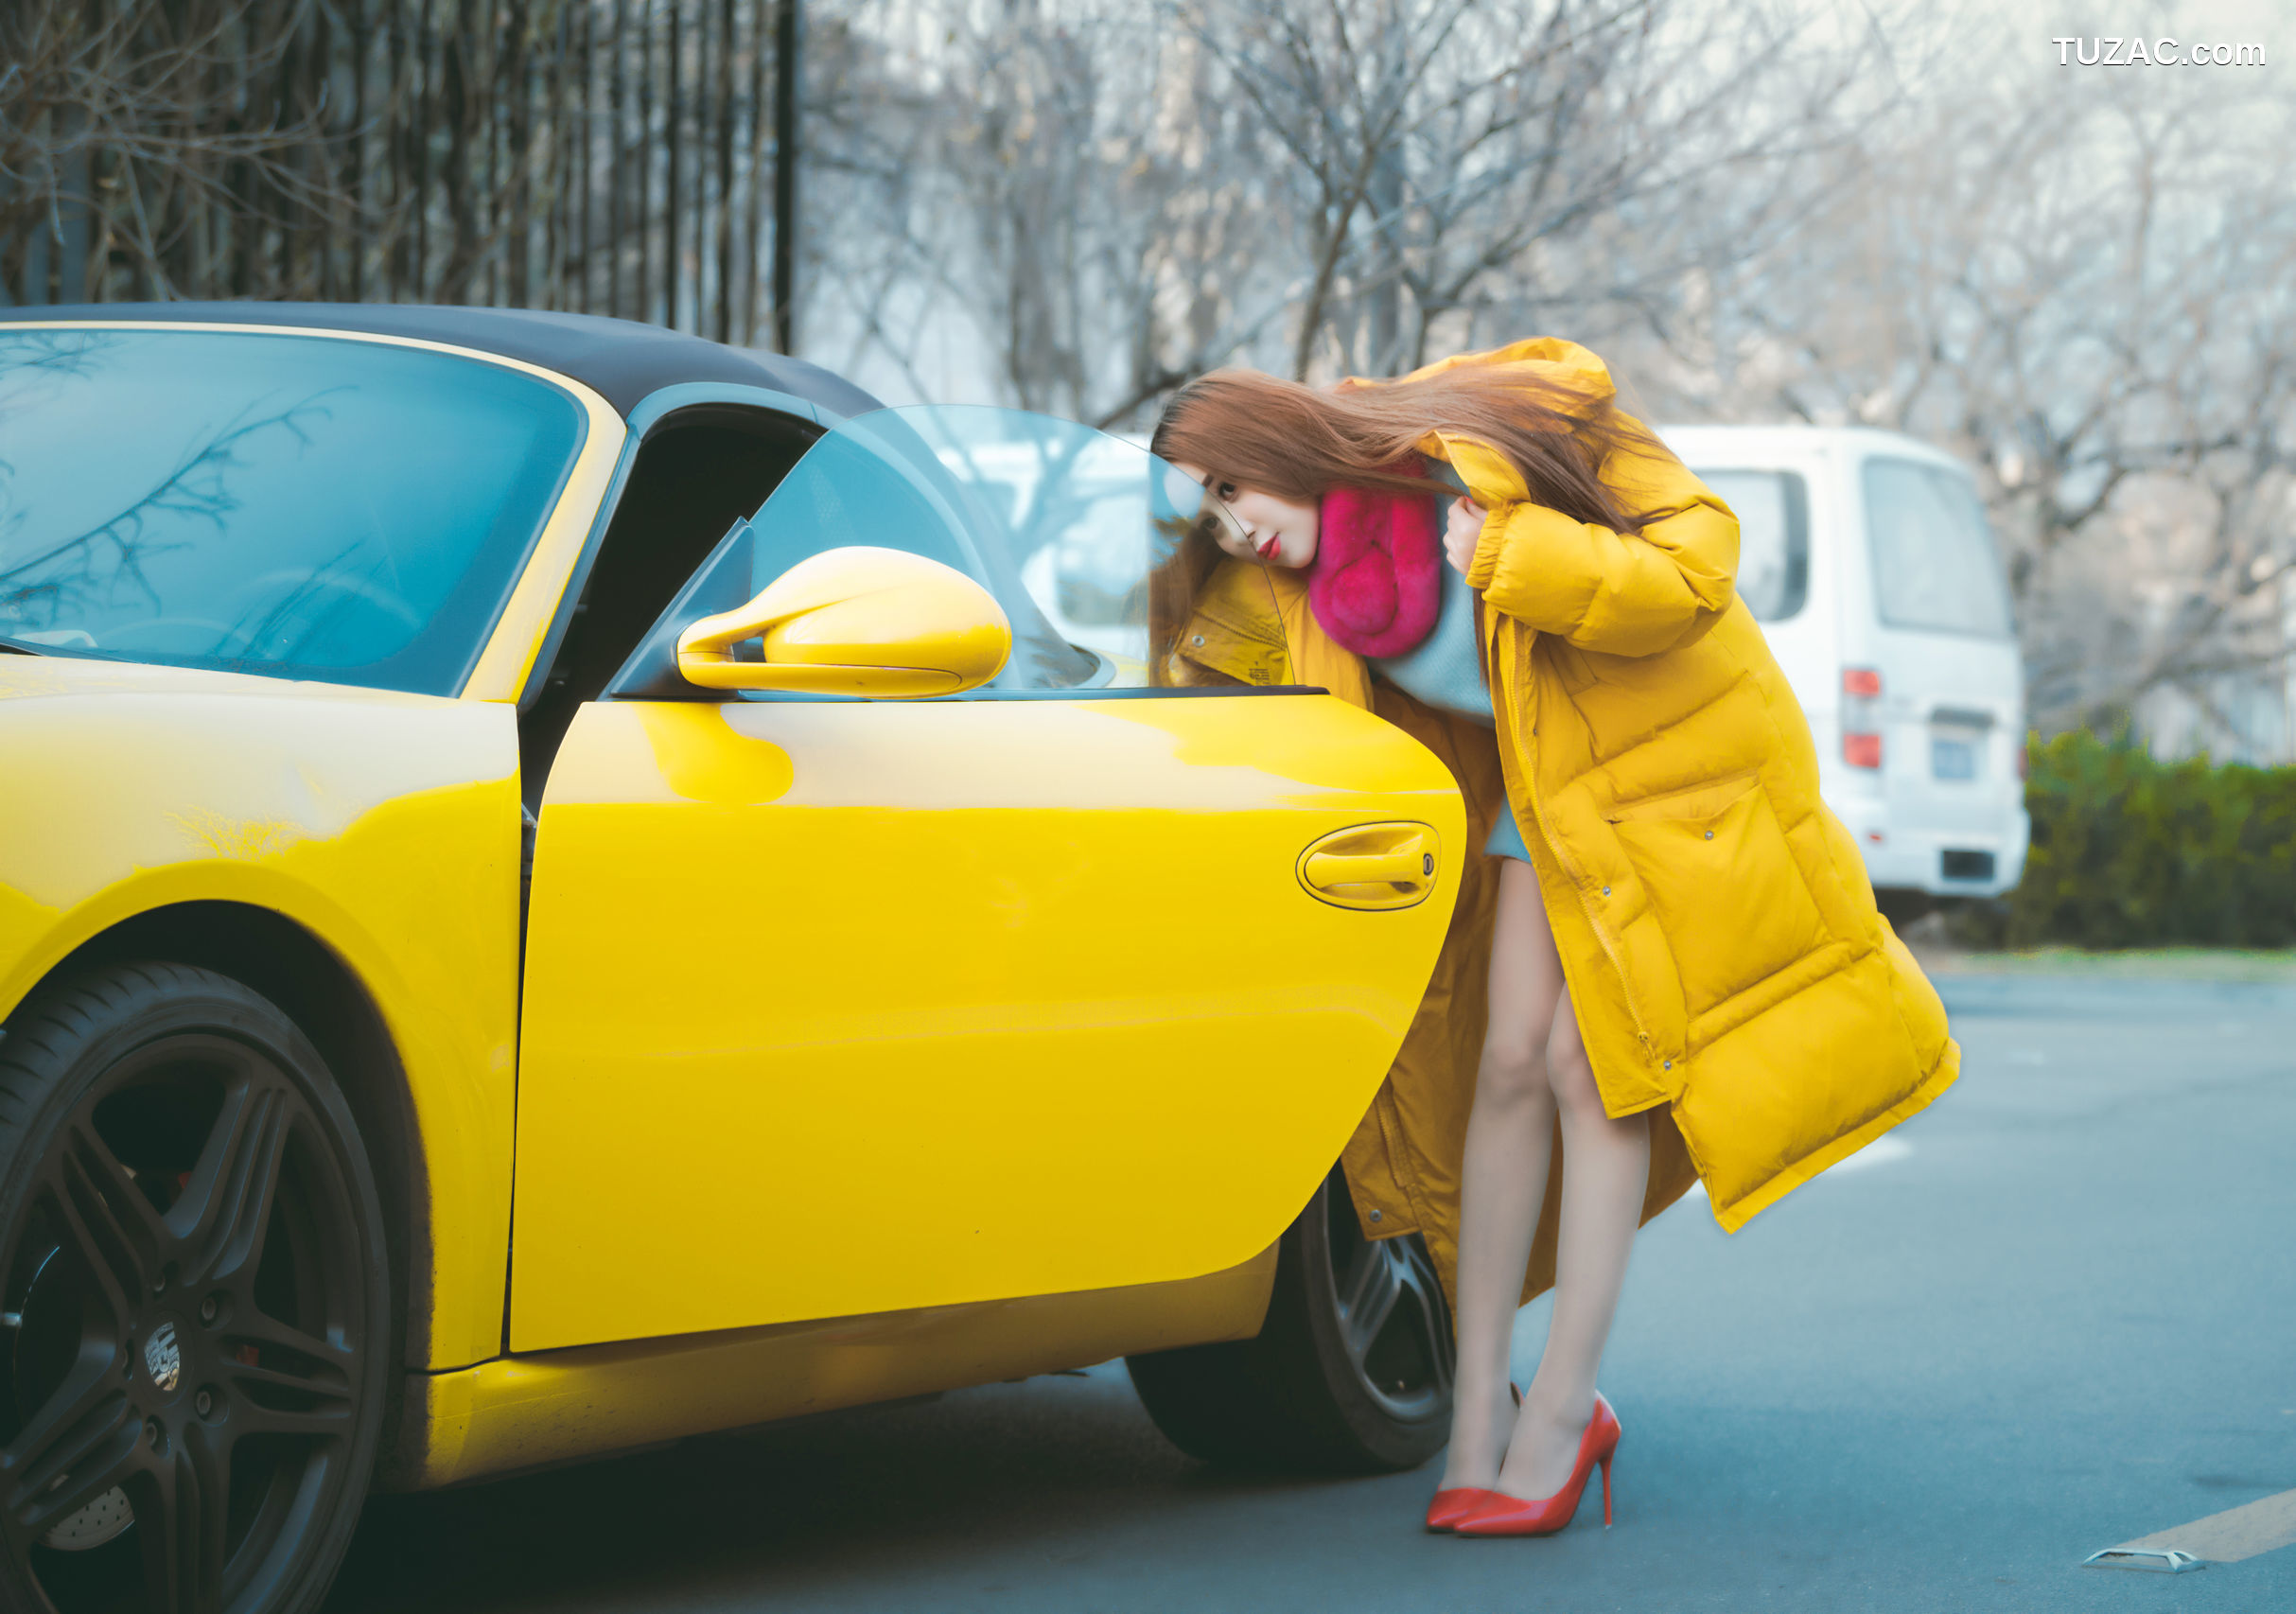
<box><xmin>2</xmin><ymin>0</ymin><xmax>799</xmax><ymax>348</ymax></box>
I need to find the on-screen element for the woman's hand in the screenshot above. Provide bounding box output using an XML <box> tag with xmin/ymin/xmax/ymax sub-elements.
<box><xmin>1444</xmin><ymin>495</ymin><xmax>1487</xmax><ymax>576</ymax></box>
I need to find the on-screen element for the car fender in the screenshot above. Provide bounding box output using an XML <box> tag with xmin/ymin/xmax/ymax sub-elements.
<box><xmin>0</xmin><ymin>658</ymin><xmax>523</xmax><ymax>1370</ymax></box>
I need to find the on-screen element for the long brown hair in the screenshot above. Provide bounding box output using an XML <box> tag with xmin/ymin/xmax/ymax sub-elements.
<box><xmin>1150</xmin><ymin>361</ymin><xmax>1655</xmax><ymax>534</ymax></box>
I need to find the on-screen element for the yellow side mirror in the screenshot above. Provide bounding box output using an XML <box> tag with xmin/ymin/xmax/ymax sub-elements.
<box><xmin>675</xmin><ymin>546</ymin><xmax>1012</xmax><ymax>698</ymax></box>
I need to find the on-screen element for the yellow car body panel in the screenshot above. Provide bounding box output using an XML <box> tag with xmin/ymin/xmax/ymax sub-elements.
<box><xmin>0</xmin><ymin>656</ymin><xmax>524</xmax><ymax>1369</ymax></box>
<box><xmin>510</xmin><ymin>693</ymin><xmax>1465</xmax><ymax>1352</ymax></box>
<box><xmin>404</xmin><ymin>1244</ymin><xmax>1277</xmax><ymax>1489</ymax></box>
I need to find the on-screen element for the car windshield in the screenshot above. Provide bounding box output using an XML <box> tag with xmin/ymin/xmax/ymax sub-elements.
<box><xmin>742</xmin><ymin>404</ymin><xmax>1285</xmax><ymax>690</ymax></box>
<box><xmin>0</xmin><ymin>326</ymin><xmax>587</xmax><ymax>693</ymax></box>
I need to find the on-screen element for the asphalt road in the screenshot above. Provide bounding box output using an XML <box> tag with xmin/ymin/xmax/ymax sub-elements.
<box><xmin>324</xmin><ymin>971</ymin><xmax>2296</xmax><ymax>1612</ymax></box>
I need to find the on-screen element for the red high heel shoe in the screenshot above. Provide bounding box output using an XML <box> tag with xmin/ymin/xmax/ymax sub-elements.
<box><xmin>1424</xmin><ymin>1487</ymin><xmax>1499</xmax><ymax>1532</ymax></box>
<box><xmin>1452</xmin><ymin>1392</ymin><xmax>1621</xmax><ymax>1537</ymax></box>
<box><xmin>1424</xmin><ymin>1383</ymin><xmax>1522</xmax><ymax>1533</ymax></box>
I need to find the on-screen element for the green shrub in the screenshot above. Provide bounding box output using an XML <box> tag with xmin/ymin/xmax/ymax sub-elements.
<box><xmin>2001</xmin><ymin>730</ymin><xmax>2296</xmax><ymax>949</ymax></box>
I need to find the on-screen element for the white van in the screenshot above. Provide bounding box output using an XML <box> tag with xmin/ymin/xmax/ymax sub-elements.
<box><xmin>1657</xmin><ymin>425</ymin><xmax>2029</xmax><ymax>900</ymax></box>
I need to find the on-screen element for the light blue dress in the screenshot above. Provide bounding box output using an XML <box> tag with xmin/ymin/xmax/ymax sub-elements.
<box><xmin>1367</xmin><ymin>464</ymin><xmax>1533</xmax><ymax>864</ymax></box>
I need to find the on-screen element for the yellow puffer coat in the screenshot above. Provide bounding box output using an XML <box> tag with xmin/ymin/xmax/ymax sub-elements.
<box><xmin>1182</xmin><ymin>339</ymin><xmax>1958</xmax><ymax>1298</ymax></box>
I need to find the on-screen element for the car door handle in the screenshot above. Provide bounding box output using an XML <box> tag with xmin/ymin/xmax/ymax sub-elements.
<box><xmin>1297</xmin><ymin>822</ymin><xmax>1438</xmax><ymax>910</ymax></box>
<box><xmin>1307</xmin><ymin>849</ymin><xmax>1426</xmax><ymax>885</ymax></box>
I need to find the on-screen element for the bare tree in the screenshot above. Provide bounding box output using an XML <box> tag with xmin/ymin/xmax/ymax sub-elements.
<box><xmin>2</xmin><ymin>0</ymin><xmax>785</xmax><ymax>335</ymax></box>
<box><xmin>805</xmin><ymin>0</ymin><xmax>1881</xmax><ymax>425</ymax></box>
<box><xmin>1180</xmin><ymin>0</ymin><xmax>1884</xmax><ymax>382</ymax></box>
<box><xmin>802</xmin><ymin>1</ymin><xmax>1278</xmax><ymax>419</ymax></box>
<box><xmin>1654</xmin><ymin>15</ymin><xmax>2296</xmax><ymax>739</ymax></box>
<box><xmin>0</xmin><ymin>0</ymin><xmax>342</xmax><ymax>301</ymax></box>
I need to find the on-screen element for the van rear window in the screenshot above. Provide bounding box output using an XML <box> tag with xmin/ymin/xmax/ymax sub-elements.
<box><xmin>1691</xmin><ymin>468</ymin><xmax>1807</xmax><ymax>622</ymax></box>
<box><xmin>1863</xmin><ymin>459</ymin><xmax>2014</xmax><ymax>637</ymax></box>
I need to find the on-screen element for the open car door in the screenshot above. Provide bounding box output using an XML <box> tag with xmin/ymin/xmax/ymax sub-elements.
<box><xmin>508</xmin><ymin>407</ymin><xmax>1465</xmax><ymax>1352</ymax></box>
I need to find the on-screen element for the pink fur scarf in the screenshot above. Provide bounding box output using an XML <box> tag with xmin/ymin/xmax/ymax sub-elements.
<box><xmin>1306</xmin><ymin>460</ymin><xmax>1443</xmax><ymax>658</ymax></box>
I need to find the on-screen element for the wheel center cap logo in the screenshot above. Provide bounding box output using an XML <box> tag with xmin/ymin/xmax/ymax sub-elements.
<box><xmin>143</xmin><ymin>1321</ymin><xmax>182</xmax><ymax>1394</ymax></box>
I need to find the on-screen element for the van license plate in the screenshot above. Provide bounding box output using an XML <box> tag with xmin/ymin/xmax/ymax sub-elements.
<box><xmin>1931</xmin><ymin>737</ymin><xmax>1977</xmax><ymax>780</ymax></box>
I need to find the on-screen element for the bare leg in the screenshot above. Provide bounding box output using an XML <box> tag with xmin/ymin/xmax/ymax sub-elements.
<box><xmin>1436</xmin><ymin>857</ymin><xmax>1567</xmax><ymax>1492</ymax></box>
<box><xmin>1496</xmin><ymin>984</ymin><xmax>1652</xmax><ymax>1500</ymax></box>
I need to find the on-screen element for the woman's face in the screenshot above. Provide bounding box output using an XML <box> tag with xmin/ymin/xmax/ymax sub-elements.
<box><xmin>1173</xmin><ymin>462</ymin><xmax>1319</xmax><ymax>569</ymax></box>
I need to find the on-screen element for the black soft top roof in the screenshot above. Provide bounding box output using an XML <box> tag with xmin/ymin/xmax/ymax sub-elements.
<box><xmin>0</xmin><ymin>302</ymin><xmax>884</xmax><ymax>420</ymax></box>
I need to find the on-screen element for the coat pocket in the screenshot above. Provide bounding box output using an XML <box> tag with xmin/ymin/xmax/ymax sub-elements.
<box><xmin>1607</xmin><ymin>776</ymin><xmax>1832</xmax><ymax>1023</ymax></box>
<box><xmin>1604</xmin><ymin>770</ymin><xmax>1758</xmax><ymax>826</ymax></box>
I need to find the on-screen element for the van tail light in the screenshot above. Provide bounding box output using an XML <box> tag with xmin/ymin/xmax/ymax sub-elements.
<box><xmin>1842</xmin><ymin>668</ymin><xmax>1883</xmax><ymax>768</ymax></box>
<box><xmin>2017</xmin><ymin>741</ymin><xmax>2029</xmax><ymax>781</ymax></box>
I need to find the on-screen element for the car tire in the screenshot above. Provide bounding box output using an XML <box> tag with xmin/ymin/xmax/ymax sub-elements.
<box><xmin>0</xmin><ymin>962</ymin><xmax>392</xmax><ymax>1614</ymax></box>
<box><xmin>1126</xmin><ymin>1168</ymin><xmax>1453</xmax><ymax>1473</ymax></box>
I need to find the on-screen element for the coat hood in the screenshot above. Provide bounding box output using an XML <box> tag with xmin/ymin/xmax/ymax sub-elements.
<box><xmin>1352</xmin><ymin>338</ymin><xmax>1625</xmax><ymax>517</ymax></box>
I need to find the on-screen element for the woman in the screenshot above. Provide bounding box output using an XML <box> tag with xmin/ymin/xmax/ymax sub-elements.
<box><xmin>1151</xmin><ymin>340</ymin><xmax>1956</xmax><ymax>1536</ymax></box>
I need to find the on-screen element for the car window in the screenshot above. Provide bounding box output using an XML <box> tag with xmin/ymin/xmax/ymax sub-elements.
<box><xmin>1862</xmin><ymin>457</ymin><xmax>2014</xmax><ymax>638</ymax></box>
<box><xmin>0</xmin><ymin>327</ymin><xmax>587</xmax><ymax>693</ymax></box>
<box><xmin>735</xmin><ymin>405</ymin><xmax>1284</xmax><ymax>692</ymax></box>
<box><xmin>1691</xmin><ymin>468</ymin><xmax>1808</xmax><ymax>622</ymax></box>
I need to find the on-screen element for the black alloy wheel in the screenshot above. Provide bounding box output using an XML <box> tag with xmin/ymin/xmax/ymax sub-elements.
<box><xmin>1126</xmin><ymin>1168</ymin><xmax>1454</xmax><ymax>1472</ymax></box>
<box><xmin>0</xmin><ymin>964</ymin><xmax>391</xmax><ymax>1614</ymax></box>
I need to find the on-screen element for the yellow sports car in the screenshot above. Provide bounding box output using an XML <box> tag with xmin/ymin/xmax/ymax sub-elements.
<box><xmin>0</xmin><ymin>306</ymin><xmax>1466</xmax><ymax>1614</ymax></box>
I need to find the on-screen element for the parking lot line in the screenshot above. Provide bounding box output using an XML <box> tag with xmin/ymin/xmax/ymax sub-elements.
<box><xmin>2101</xmin><ymin>1487</ymin><xmax>2296</xmax><ymax>1565</ymax></box>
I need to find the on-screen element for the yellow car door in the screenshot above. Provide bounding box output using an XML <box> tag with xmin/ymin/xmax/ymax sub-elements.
<box><xmin>509</xmin><ymin>409</ymin><xmax>1464</xmax><ymax>1353</ymax></box>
